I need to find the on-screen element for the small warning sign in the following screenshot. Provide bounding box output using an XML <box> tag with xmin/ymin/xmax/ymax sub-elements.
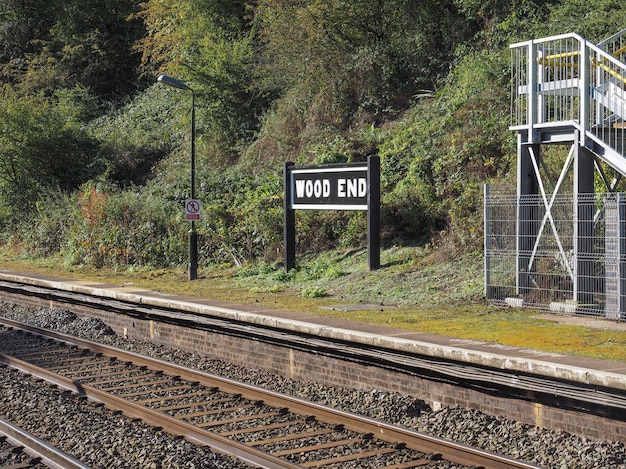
<box><xmin>185</xmin><ymin>199</ymin><xmax>201</xmax><ymax>221</ymax></box>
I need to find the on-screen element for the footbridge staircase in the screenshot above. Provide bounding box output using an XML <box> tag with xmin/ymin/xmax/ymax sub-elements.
<box><xmin>486</xmin><ymin>30</ymin><xmax>626</xmax><ymax>318</ymax></box>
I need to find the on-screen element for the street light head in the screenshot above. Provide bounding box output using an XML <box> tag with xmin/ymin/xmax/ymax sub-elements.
<box><xmin>157</xmin><ymin>74</ymin><xmax>190</xmax><ymax>91</ymax></box>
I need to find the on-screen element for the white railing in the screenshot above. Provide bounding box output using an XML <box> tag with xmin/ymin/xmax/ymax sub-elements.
<box><xmin>510</xmin><ymin>33</ymin><xmax>584</xmax><ymax>131</ymax></box>
<box><xmin>598</xmin><ymin>29</ymin><xmax>626</xmax><ymax>62</ymax></box>
<box><xmin>511</xmin><ymin>31</ymin><xmax>626</xmax><ymax>174</ymax></box>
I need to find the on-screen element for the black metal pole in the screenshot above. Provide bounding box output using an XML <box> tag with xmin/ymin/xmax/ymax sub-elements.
<box><xmin>367</xmin><ymin>155</ymin><xmax>380</xmax><ymax>270</ymax></box>
<box><xmin>188</xmin><ymin>89</ymin><xmax>198</xmax><ymax>280</ymax></box>
<box><xmin>284</xmin><ymin>162</ymin><xmax>296</xmax><ymax>272</ymax></box>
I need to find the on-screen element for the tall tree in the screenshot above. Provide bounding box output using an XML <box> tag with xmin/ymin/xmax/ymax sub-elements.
<box><xmin>8</xmin><ymin>0</ymin><xmax>145</xmax><ymax>99</ymax></box>
<box><xmin>0</xmin><ymin>86</ymin><xmax>102</xmax><ymax>217</ymax></box>
<box><xmin>254</xmin><ymin>0</ymin><xmax>471</xmax><ymax>126</ymax></box>
<box><xmin>546</xmin><ymin>0</ymin><xmax>626</xmax><ymax>41</ymax></box>
<box><xmin>0</xmin><ymin>0</ymin><xmax>56</xmax><ymax>83</ymax></box>
<box><xmin>138</xmin><ymin>0</ymin><xmax>267</xmax><ymax>153</ymax></box>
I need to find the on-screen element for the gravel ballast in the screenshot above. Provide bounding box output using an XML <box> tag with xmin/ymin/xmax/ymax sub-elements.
<box><xmin>1</xmin><ymin>303</ymin><xmax>626</xmax><ymax>469</ymax></box>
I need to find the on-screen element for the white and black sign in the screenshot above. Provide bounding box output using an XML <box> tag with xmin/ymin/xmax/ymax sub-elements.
<box><xmin>284</xmin><ymin>157</ymin><xmax>380</xmax><ymax>272</ymax></box>
<box><xmin>290</xmin><ymin>165</ymin><xmax>368</xmax><ymax>210</ymax></box>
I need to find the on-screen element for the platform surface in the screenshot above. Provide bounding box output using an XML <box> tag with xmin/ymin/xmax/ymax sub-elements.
<box><xmin>1</xmin><ymin>269</ymin><xmax>626</xmax><ymax>391</ymax></box>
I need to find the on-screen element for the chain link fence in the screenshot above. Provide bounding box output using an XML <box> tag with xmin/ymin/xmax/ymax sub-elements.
<box><xmin>484</xmin><ymin>185</ymin><xmax>626</xmax><ymax>319</ymax></box>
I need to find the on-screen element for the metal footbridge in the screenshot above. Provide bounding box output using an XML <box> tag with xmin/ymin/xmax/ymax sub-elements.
<box><xmin>488</xmin><ymin>30</ymin><xmax>626</xmax><ymax>318</ymax></box>
<box><xmin>511</xmin><ymin>30</ymin><xmax>626</xmax><ymax>172</ymax></box>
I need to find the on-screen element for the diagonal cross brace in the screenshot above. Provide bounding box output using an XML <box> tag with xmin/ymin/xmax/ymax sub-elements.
<box><xmin>525</xmin><ymin>145</ymin><xmax>576</xmax><ymax>281</ymax></box>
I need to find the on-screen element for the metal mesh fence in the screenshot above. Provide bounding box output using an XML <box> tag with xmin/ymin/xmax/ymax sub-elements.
<box><xmin>485</xmin><ymin>186</ymin><xmax>626</xmax><ymax>319</ymax></box>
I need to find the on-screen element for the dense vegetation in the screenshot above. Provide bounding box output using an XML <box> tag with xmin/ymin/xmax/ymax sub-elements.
<box><xmin>1</xmin><ymin>0</ymin><xmax>626</xmax><ymax>271</ymax></box>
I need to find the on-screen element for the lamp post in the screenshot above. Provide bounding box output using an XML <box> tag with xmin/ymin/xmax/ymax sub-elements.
<box><xmin>157</xmin><ymin>74</ymin><xmax>198</xmax><ymax>280</ymax></box>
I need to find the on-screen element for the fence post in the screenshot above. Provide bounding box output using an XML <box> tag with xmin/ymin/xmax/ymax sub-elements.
<box><xmin>528</xmin><ymin>40</ymin><xmax>538</xmax><ymax>140</ymax></box>
<box><xmin>579</xmin><ymin>38</ymin><xmax>590</xmax><ymax>146</ymax></box>
<box><xmin>484</xmin><ymin>184</ymin><xmax>491</xmax><ymax>299</ymax></box>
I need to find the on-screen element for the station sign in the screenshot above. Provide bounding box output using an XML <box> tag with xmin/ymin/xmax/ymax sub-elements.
<box><xmin>289</xmin><ymin>165</ymin><xmax>368</xmax><ymax>210</ymax></box>
<box><xmin>284</xmin><ymin>157</ymin><xmax>380</xmax><ymax>272</ymax></box>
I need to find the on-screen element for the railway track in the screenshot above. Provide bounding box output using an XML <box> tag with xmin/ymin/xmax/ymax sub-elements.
<box><xmin>1</xmin><ymin>274</ymin><xmax>624</xmax><ymax>419</ymax></box>
<box><xmin>0</xmin><ymin>317</ymin><xmax>543</xmax><ymax>469</ymax></box>
<box><xmin>0</xmin><ymin>417</ymin><xmax>90</xmax><ymax>469</ymax></box>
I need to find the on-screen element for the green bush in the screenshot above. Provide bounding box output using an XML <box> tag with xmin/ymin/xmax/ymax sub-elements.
<box><xmin>11</xmin><ymin>190</ymin><xmax>75</xmax><ymax>257</ymax></box>
<box><xmin>0</xmin><ymin>87</ymin><xmax>103</xmax><ymax>220</ymax></box>
<box><xmin>60</xmin><ymin>183</ymin><xmax>185</xmax><ymax>268</ymax></box>
<box><xmin>375</xmin><ymin>49</ymin><xmax>514</xmax><ymax>248</ymax></box>
<box><xmin>301</xmin><ymin>286</ymin><xmax>328</xmax><ymax>298</ymax></box>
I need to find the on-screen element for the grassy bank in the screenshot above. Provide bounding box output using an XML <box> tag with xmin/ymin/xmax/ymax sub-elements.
<box><xmin>1</xmin><ymin>245</ymin><xmax>625</xmax><ymax>362</ymax></box>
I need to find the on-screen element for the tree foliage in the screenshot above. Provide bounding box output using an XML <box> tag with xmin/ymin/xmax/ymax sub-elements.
<box><xmin>0</xmin><ymin>86</ymin><xmax>102</xmax><ymax>218</ymax></box>
<box><xmin>2</xmin><ymin>0</ymin><xmax>626</xmax><ymax>267</ymax></box>
<box><xmin>0</xmin><ymin>0</ymin><xmax>56</xmax><ymax>82</ymax></box>
<box><xmin>255</xmin><ymin>0</ymin><xmax>470</xmax><ymax>122</ymax></box>
<box><xmin>1</xmin><ymin>0</ymin><xmax>144</xmax><ymax>98</ymax></box>
<box><xmin>49</xmin><ymin>0</ymin><xmax>144</xmax><ymax>98</ymax></box>
<box><xmin>139</xmin><ymin>0</ymin><xmax>265</xmax><ymax>155</ymax></box>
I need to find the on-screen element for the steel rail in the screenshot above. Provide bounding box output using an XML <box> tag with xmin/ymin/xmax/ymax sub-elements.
<box><xmin>0</xmin><ymin>416</ymin><xmax>93</xmax><ymax>469</ymax></box>
<box><xmin>0</xmin><ymin>352</ymin><xmax>301</xmax><ymax>469</ymax></box>
<box><xmin>1</xmin><ymin>278</ymin><xmax>625</xmax><ymax>417</ymax></box>
<box><xmin>0</xmin><ymin>317</ymin><xmax>543</xmax><ymax>469</ymax></box>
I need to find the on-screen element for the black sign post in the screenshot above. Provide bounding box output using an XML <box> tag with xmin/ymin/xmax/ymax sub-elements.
<box><xmin>283</xmin><ymin>156</ymin><xmax>380</xmax><ymax>272</ymax></box>
<box><xmin>367</xmin><ymin>156</ymin><xmax>380</xmax><ymax>271</ymax></box>
<box><xmin>283</xmin><ymin>161</ymin><xmax>296</xmax><ymax>272</ymax></box>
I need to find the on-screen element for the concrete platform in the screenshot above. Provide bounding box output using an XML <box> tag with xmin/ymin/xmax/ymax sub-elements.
<box><xmin>1</xmin><ymin>268</ymin><xmax>626</xmax><ymax>392</ymax></box>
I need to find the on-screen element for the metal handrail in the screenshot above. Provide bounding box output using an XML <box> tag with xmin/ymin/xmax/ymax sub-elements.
<box><xmin>597</xmin><ymin>29</ymin><xmax>626</xmax><ymax>67</ymax></box>
<box><xmin>511</xmin><ymin>31</ymin><xmax>626</xmax><ymax>175</ymax></box>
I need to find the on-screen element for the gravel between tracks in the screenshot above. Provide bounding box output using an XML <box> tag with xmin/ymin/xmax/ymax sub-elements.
<box><xmin>0</xmin><ymin>370</ymin><xmax>250</xmax><ymax>469</ymax></box>
<box><xmin>0</xmin><ymin>433</ymin><xmax>48</xmax><ymax>468</ymax></box>
<box><xmin>1</xmin><ymin>303</ymin><xmax>626</xmax><ymax>469</ymax></box>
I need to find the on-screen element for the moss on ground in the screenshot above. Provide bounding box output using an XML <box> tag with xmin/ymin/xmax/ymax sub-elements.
<box><xmin>1</xmin><ymin>246</ymin><xmax>625</xmax><ymax>362</ymax></box>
